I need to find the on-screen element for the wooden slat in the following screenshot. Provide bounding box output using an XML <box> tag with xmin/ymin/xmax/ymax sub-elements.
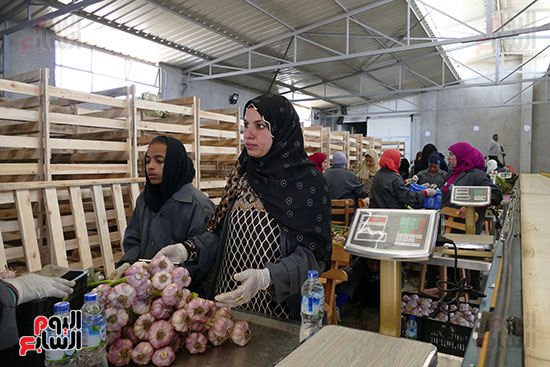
<box><xmin>49</xmin><ymin>112</ymin><xmax>128</xmax><ymax>130</ymax></box>
<box><xmin>0</xmin><ymin>106</ymin><xmax>39</xmax><ymax>122</ymax></box>
<box><xmin>0</xmin><ymin>177</ymin><xmax>144</xmax><ymax>191</ymax></box>
<box><xmin>521</xmin><ymin>174</ymin><xmax>550</xmax><ymax>367</ymax></box>
<box><xmin>91</xmin><ymin>185</ymin><xmax>115</xmax><ymax>276</ymax></box>
<box><xmin>199</xmin><ymin>127</ymin><xmax>238</xmax><ymax>139</ymax></box>
<box><xmin>0</xmin><ymin>78</ymin><xmax>40</xmax><ymax>96</ymax></box>
<box><xmin>135</xmin><ymin>99</ymin><xmax>192</xmax><ymax>115</ymax></box>
<box><xmin>0</xmin><ymin>135</ymin><xmax>40</xmax><ymax>148</ymax></box>
<box><xmin>5</xmin><ymin>70</ymin><xmax>42</xmax><ymax>83</ymax></box>
<box><xmin>137</xmin><ymin>121</ymin><xmax>192</xmax><ymax>134</ymax></box>
<box><xmin>199</xmin><ymin>110</ymin><xmax>237</xmax><ymax>123</ymax></box>
<box><xmin>50</xmin><ymin>138</ymin><xmax>128</xmax><ymax>152</ymax></box>
<box><xmin>129</xmin><ymin>182</ymin><xmax>140</xmax><ymax>209</ymax></box>
<box><xmin>50</xmin><ymin>164</ymin><xmax>129</xmax><ymax>175</ymax></box>
<box><xmin>68</xmin><ymin>186</ymin><xmax>93</xmax><ymax>270</ymax></box>
<box><xmin>14</xmin><ymin>190</ymin><xmax>41</xmax><ymax>271</ymax></box>
<box><xmin>48</xmin><ymin>86</ymin><xmax>126</xmax><ymax>108</ymax></box>
<box><xmin>0</xmin><ymin>163</ymin><xmax>40</xmax><ymax>175</ymax></box>
<box><xmin>111</xmin><ymin>183</ymin><xmax>127</xmax><ymax>251</ymax></box>
<box><xmin>43</xmin><ymin>187</ymin><xmax>69</xmax><ymax>267</ymax></box>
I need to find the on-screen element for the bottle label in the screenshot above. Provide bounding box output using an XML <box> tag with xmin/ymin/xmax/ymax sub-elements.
<box><xmin>82</xmin><ymin>322</ymin><xmax>106</xmax><ymax>350</ymax></box>
<box><xmin>406</xmin><ymin>325</ymin><xmax>417</xmax><ymax>339</ymax></box>
<box><xmin>45</xmin><ymin>348</ymin><xmax>77</xmax><ymax>362</ymax></box>
<box><xmin>301</xmin><ymin>295</ymin><xmax>322</xmax><ymax>316</ymax></box>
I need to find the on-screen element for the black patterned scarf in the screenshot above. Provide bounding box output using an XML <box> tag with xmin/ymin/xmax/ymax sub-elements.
<box><xmin>207</xmin><ymin>94</ymin><xmax>332</xmax><ymax>268</ymax></box>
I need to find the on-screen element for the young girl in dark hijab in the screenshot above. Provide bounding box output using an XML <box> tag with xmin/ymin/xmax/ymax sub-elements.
<box><xmin>110</xmin><ymin>136</ymin><xmax>214</xmax><ymax>279</ymax></box>
<box><xmin>168</xmin><ymin>94</ymin><xmax>331</xmax><ymax>320</ymax></box>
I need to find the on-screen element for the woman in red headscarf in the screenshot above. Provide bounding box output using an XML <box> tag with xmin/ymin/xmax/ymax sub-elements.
<box><xmin>369</xmin><ymin>149</ymin><xmax>437</xmax><ymax>209</ymax></box>
<box><xmin>442</xmin><ymin>142</ymin><xmax>502</xmax><ymax>234</ymax></box>
<box><xmin>309</xmin><ymin>152</ymin><xmax>328</xmax><ymax>173</ymax></box>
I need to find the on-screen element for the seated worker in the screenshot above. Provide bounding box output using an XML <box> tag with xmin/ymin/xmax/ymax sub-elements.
<box><xmin>336</xmin><ymin>149</ymin><xmax>438</xmax><ymax>311</ymax></box>
<box><xmin>156</xmin><ymin>95</ymin><xmax>331</xmax><ymax>320</ymax></box>
<box><xmin>398</xmin><ymin>156</ymin><xmax>410</xmax><ymax>180</ymax></box>
<box><xmin>324</xmin><ymin>151</ymin><xmax>367</xmax><ymax>207</ymax></box>
<box><xmin>109</xmin><ymin>135</ymin><xmax>215</xmax><ymax>279</ymax></box>
<box><xmin>415</xmin><ymin>151</ymin><xmax>447</xmax><ymax>189</ymax></box>
<box><xmin>309</xmin><ymin>152</ymin><xmax>328</xmax><ymax>173</ymax></box>
<box><xmin>443</xmin><ymin>142</ymin><xmax>502</xmax><ymax>234</ymax></box>
<box><xmin>1</xmin><ymin>274</ymin><xmax>75</xmax><ymax>348</ymax></box>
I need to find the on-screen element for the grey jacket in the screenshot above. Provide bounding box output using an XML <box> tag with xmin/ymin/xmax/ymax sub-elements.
<box><xmin>324</xmin><ymin>166</ymin><xmax>367</xmax><ymax>205</ymax></box>
<box><xmin>0</xmin><ymin>281</ymin><xmax>18</xmax><ymax>349</ymax></box>
<box><xmin>370</xmin><ymin>167</ymin><xmax>427</xmax><ymax>209</ymax></box>
<box><xmin>416</xmin><ymin>168</ymin><xmax>447</xmax><ymax>189</ymax></box>
<box><xmin>186</xmin><ymin>197</ymin><xmax>326</xmax><ymax>320</ymax></box>
<box><xmin>442</xmin><ymin>168</ymin><xmax>502</xmax><ymax>234</ymax></box>
<box><xmin>119</xmin><ymin>183</ymin><xmax>215</xmax><ymax>264</ymax></box>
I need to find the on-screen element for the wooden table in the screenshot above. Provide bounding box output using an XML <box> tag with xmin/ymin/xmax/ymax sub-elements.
<box><xmin>275</xmin><ymin>325</ymin><xmax>437</xmax><ymax>367</ymax></box>
<box><xmin>520</xmin><ymin>174</ymin><xmax>550</xmax><ymax>367</ymax></box>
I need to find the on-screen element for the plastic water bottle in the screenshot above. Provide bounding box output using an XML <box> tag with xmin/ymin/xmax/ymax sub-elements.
<box><xmin>300</xmin><ymin>270</ymin><xmax>325</xmax><ymax>342</ymax></box>
<box><xmin>79</xmin><ymin>293</ymin><xmax>107</xmax><ymax>367</ymax></box>
<box><xmin>45</xmin><ymin>301</ymin><xmax>77</xmax><ymax>367</ymax></box>
<box><xmin>406</xmin><ymin>316</ymin><xmax>418</xmax><ymax>340</ymax></box>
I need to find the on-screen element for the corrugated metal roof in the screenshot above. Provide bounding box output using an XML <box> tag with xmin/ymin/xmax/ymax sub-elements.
<box><xmin>2</xmin><ymin>0</ymin><xmax>545</xmax><ymax>110</ymax></box>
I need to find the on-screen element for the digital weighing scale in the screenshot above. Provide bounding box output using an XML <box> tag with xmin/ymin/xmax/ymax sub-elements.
<box><xmin>344</xmin><ymin>209</ymin><xmax>440</xmax><ymax>337</ymax></box>
<box><xmin>450</xmin><ymin>186</ymin><xmax>491</xmax><ymax>234</ymax></box>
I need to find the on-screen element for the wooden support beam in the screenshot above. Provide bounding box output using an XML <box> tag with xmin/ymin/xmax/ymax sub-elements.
<box><xmin>14</xmin><ymin>190</ymin><xmax>41</xmax><ymax>271</ymax></box>
<box><xmin>91</xmin><ymin>184</ymin><xmax>115</xmax><ymax>276</ymax></box>
<box><xmin>68</xmin><ymin>186</ymin><xmax>93</xmax><ymax>270</ymax></box>
<box><xmin>43</xmin><ymin>187</ymin><xmax>69</xmax><ymax>267</ymax></box>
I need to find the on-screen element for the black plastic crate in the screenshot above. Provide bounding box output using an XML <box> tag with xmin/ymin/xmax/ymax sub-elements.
<box><xmin>0</xmin><ymin>269</ymin><xmax>87</xmax><ymax>367</ymax></box>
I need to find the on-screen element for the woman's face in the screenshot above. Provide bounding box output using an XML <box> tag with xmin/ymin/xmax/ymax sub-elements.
<box><xmin>365</xmin><ymin>156</ymin><xmax>374</xmax><ymax>167</ymax></box>
<box><xmin>322</xmin><ymin>159</ymin><xmax>329</xmax><ymax>171</ymax></box>
<box><xmin>448</xmin><ymin>151</ymin><xmax>457</xmax><ymax>168</ymax></box>
<box><xmin>145</xmin><ymin>141</ymin><xmax>166</xmax><ymax>185</ymax></box>
<box><xmin>243</xmin><ymin>107</ymin><xmax>273</xmax><ymax>158</ymax></box>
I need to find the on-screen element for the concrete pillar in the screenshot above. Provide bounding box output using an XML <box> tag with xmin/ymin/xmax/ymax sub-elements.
<box><xmin>520</xmin><ymin>56</ymin><xmax>534</xmax><ymax>173</ymax></box>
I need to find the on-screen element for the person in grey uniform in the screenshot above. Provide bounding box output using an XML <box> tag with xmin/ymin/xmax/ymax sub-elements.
<box><xmin>110</xmin><ymin>135</ymin><xmax>214</xmax><ymax>279</ymax></box>
<box><xmin>415</xmin><ymin>151</ymin><xmax>447</xmax><ymax>189</ymax></box>
<box><xmin>158</xmin><ymin>95</ymin><xmax>331</xmax><ymax>320</ymax></box>
<box><xmin>324</xmin><ymin>151</ymin><xmax>367</xmax><ymax>206</ymax></box>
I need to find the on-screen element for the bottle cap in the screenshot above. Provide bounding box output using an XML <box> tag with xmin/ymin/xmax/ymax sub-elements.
<box><xmin>410</xmin><ymin>316</ymin><xmax>415</xmax><ymax>320</ymax></box>
<box><xmin>84</xmin><ymin>292</ymin><xmax>98</xmax><ymax>302</ymax></box>
<box><xmin>307</xmin><ymin>270</ymin><xmax>319</xmax><ymax>279</ymax></box>
<box><xmin>53</xmin><ymin>301</ymin><xmax>70</xmax><ymax>313</ymax></box>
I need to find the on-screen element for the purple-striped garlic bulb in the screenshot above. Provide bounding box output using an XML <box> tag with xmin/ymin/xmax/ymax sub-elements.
<box><xmin>125</xmin><ymin>262</ymin><xmax>150</xmax><ymax>287</ymax></box>
<box><xmin>215</xmin><ymin>307</ymin><xmax>233</xmax><ymax>320</ymax></box>
<box><xmin>106</xmin><ymin>307</ymin><xmax>128</xmax><ymax>331</ymax></box>
<box><xmin>150</xmin><ymin>298</ymin><xmax>172</xmax><ymax>320</ymax></box>
<box><xmin>151</xmin><ymin>271</ymin><xmax>172</xmax><ymax>291</ymax></box>
<box><xmin>147</xmin><ymin>320</ymin><xmax>175</xmax><ymax>349</ymax></box>
<box><xmin>168</xmin><ymin>333</ymin><xmax>184</xmax><ymax>353</ymax></box>
<box><xmin>130</xmin><ymin>341</ymin><xmax>154</xmax><ymax>366</ymax></box>
<box><xmin>150</xmin><ymin>255</ymin><xmax>174</xmax><ymax>275</ymax></box>
<box><xmin>151</xmin><ymin>346</ymin><xmax>176</xmax><ymax>367</ymax></box>
<box><xmin>185</xmin><ymin>332</ymin><xmax>207</xmax><ymax>354</ymax></box>
<box><xmin>135</xmin><ymin>279</ymin><xmax>153</xmax><ymax>300</ymax></box>
<box><xmin>132</xmin><ymin>298</ymin><xmax>151</xmax><ymax>315</ymax></box>
<box><xmin>171</xmin><ymin>267</ymin><xmax>191</xmax><ymax>288</ymax></box>
<box><xmin>231</xmin><ymin>320</ymin><xmax>251</xmax><ymax>346</ymax></box>
<box><xmin>208</xmin><ymin>328</ymin><xmax>228</xmax><ymax>347</ymax></box>
<box><xmin>106</xmin><ymin>329</ymin><xmax>121</xmax><ymax>346</ymax></box>
<box><xmin>212</xmin><ymin>317</ymin><xmax>234</xmax><ymax>338</ymax></box>
<box><xmin>91</xmin><ymin>284</ymin><xmax>111</xmax><ymax>305</ymax></box>
<box><xmin>185</xmin><ymin>297</ymin><xmax>210</xmax><ymax>322</ymax></box>
<box><xmin>169</xmin><ymin>308</ymin><xmax>191</xmax><ymax>333</ymax></box>
<box><xmin>176</xmin><ymin>288</ymin><xmax>193</xmax><ymax>309</ymax></box>
<box><xmin>161</xmin><ymin>283</ymin><xmax>184</xmax><ymax>306</ymax></box>
<box><xmin>108</xmin><ymin>283</ymin><xmax>137</xmax><ymax>309</ymax></box>
<box><xmin>108</xmin><ymin>338</ymin><xmax>133</xmax><ymax>367</ymax></box>
<box><xmin>123</xmin><ymin>325</ymin><xmax>140</xmax><ymax>345</ymax></box>
<box><xmin>133</xmin><ymin>313</ymin><xmax>155</xmax><ymax>340</ymax></box>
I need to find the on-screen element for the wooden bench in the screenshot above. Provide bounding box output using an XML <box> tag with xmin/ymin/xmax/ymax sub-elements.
<box><xmin>0</xmin><ymin>178</ymin><xmax>144</xmax><ymax>275</ymax></box>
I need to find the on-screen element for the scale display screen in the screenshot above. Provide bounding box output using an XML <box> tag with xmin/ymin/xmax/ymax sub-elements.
<box><xmin>498</xmin><ymin>172</ymin><xmax>512</xmax><ymax>179</ymax></box>
<box><xmin>344</xmin><ymin>209</ymin><xmax>439</xmax><ymax>260</ymax></box>
<box><xmin>450</xmin><ymin>186</ymin><xmax>491</xmax><ymax>206</ymax></box>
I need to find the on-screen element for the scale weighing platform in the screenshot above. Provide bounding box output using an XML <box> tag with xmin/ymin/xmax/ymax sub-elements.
<box><xmin>344</xmin><ymin>208</ymin><xmax>440</xmax><ymax>337</ymax></box>
<box><xmin>450</xmin><ymin>186</ymin><xmax>491</xmax><ymax>234</ymax></box>
<box><xmin>344</xmin><ymin>209</ymin><xmax>439</xmax><ymax>261</ymax></box>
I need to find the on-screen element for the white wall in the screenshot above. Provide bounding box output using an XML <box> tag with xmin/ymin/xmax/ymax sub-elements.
<box><xmin>532</xmin><ymin>79</ymin><xmax>550</xmax><ymax>172</ymax></box>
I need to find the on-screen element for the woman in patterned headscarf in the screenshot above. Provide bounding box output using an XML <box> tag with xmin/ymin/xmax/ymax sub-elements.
<box><xmin>159</xmin><ymin>95</ymin><xmax>331</xmax><ymax>320</ymax></box>
<box><xmin>356</xmin><ymin>148</ymin><xmax>380</xmax><ymax>193</ymax></box>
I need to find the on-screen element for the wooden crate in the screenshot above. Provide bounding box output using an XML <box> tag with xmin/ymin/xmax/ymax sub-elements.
<box><xmin>302</xmin><ymin>126</ymin><xmax>325</xmax><ymax>156</ymax></box>
<box><xmin>328</xmin><ymin>131</ymin><xmax>349</xmax><ymax>167</ymax></box>
<box><xmin>349</xmin><ymin>134</ymin><xmax>362</xmax><ymax>171</ymax></box>
<box><xmin>197</xmin><ymin>107</ymin><xmax>240</xmax><ymax>204</ymax></box>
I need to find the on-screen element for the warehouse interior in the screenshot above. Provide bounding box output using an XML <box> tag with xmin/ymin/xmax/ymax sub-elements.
<box><xmin>0</xmin><ymin>0</ymin><xmax>549</xmax><ymax>366</ymax></box>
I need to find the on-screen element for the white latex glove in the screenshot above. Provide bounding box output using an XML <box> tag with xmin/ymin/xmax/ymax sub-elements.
<box><xmin>214</xmin><ymin>268</ymin><xmax>271</xmax><ymax>308</ymax></box>
<box><xmin>108</xmin><ymin>262</ymin><xmax>130</xmax><ymax>280</ymax></box>
<box><xmin>421</xmin><ymin>182</ymin><xmax>430</xmax><ymax>188</ymax></box>
<box><xmin>406</xmin><ymin>175</ymin><xmax>419</xmax><ymax>185</ymax></box>
<box><xmin>424</xmin><ymin>188</ymin><xmax>438</xmax><ymax>197</ymax></box>
<box><xmin>154</xmin><ymin>243</ymin><xmax>188</xmax><ymax>263</ymax></box>
<box><xmin>5</xmin><ymin>274</ymin><xmax>75</xmax><ymax>305</ymax></box>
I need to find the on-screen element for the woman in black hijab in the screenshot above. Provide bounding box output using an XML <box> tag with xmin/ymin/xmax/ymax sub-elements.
<box><xmin>110</xmin><ymin>136</ymin><xmax>215</xmax><ymax>279</ymax></box>
<box><xmin>399</xmin><ymin>156</ymin><xmax>410</xmax><ymax>180</ymax></box>
<box><xmin>414</xmin><ymin>143</ymin><xmax>448</xmax><ymax>174</ymax></box>
<box><xmin>173</xmin><ymin>94</ymin><xmax>331</xmax><ymax>320</ymax></box>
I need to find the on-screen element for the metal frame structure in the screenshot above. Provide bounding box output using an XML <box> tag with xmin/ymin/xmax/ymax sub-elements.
<box><xmin>0</xmin><ymin>0</ymin><xmax>548</xmax><ymax>110</ymax></box>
